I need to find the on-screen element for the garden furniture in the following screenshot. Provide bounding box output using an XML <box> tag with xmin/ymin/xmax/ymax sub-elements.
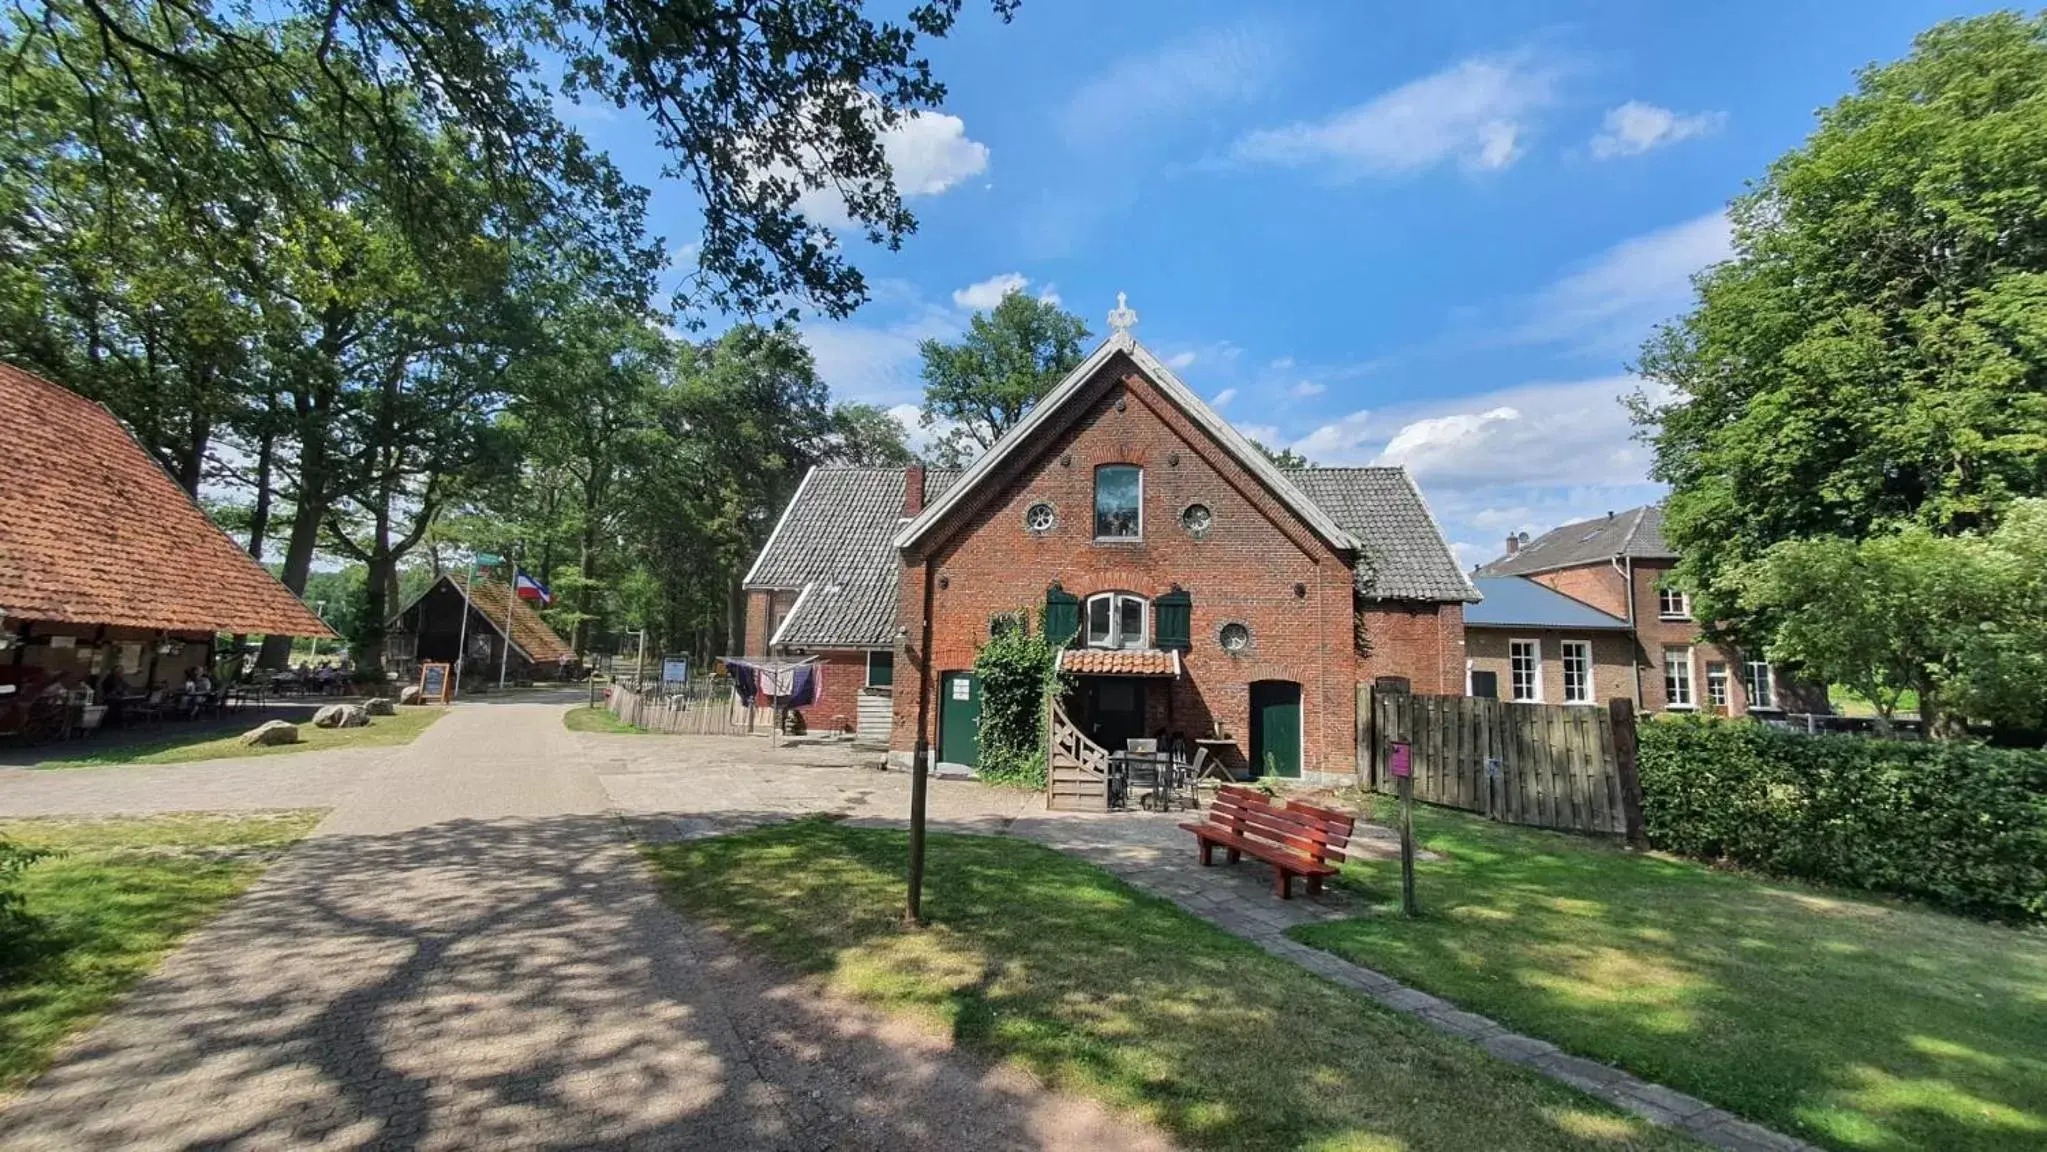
<box><xmin>1180</xmin><ymin>784</ymin><xmax>1354</xmax><ymax>900</ymax></box>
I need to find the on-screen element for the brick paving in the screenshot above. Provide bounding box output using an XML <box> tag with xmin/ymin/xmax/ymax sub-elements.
<box><xmin>0</xmin><ymin>702</ymin><xmax>1813</xmax><ymax>1152</ymax></box>
<box><xmin>0</xmin><ymin>698</ymin><xmax>1165</xmax><ymax>1152</ymax></box>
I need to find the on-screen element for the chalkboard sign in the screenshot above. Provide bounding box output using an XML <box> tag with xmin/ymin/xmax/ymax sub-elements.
<box><xmin>419</xmin><ymin>662</ymin><xmax>452</xmax><ymax>704</ymax></box>
<box><xmin>661</xmin><ymin>656</ymin><xmax>690</xmax><ymax>686</ymax></box>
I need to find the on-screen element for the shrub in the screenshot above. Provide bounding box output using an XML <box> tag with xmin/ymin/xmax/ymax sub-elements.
<box><xmin>0</xmin><ymin>835</ymin><xmax>50</xmax><ymax>951</ymax></box>
<box><xmin>1637</xmin><ymin>715</ymin><xmax>2047</xmax><ymax>921</ymax></box>
<box><xmin>972</xmin><ymin>610</ymin><xmax>1065</xmax><ymax>790</ymax></box>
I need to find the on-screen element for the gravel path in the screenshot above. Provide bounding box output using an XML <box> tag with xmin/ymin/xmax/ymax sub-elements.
<box><xmin>0</xmin><ymin>698</ymin><xmax>1168</xmax><ymax>1152</ymax></box>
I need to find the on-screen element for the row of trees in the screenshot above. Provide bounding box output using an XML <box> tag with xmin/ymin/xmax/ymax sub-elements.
<box><xmin>1635</xmin><ymin>13</ymin><xmax>2047</xmax><ymax>738</ymax></box>
<box><xmin>0</xmin><ymin>0</ymin><xmax>983</xmax><ymax>673</ymax></box>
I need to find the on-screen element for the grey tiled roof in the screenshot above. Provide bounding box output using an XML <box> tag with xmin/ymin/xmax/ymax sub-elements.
<box><xmin>749</xmin><ymin>462</ymin><xmax>1475</xmax><ymax>647</ymax></box>
<box><xmin>1281</xmin><ymin>468</ymin><xmax>1480</xmax><ymax>602</ymax></box>
<box><xmin>747</xmin><ymin>467</ymin><xmax>961</xmax><ymax>647</ymax></box>
<box><xmin>1478</xmin><ymin>504</ymin><xmax>1674</xmax><ymax>577</ymax></box>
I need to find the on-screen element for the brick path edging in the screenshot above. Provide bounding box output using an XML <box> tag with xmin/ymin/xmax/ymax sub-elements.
<box><xmin>992</xmin><ymin>817</ymin><xmax>1817</xmax><ymax>1152</ymax></box>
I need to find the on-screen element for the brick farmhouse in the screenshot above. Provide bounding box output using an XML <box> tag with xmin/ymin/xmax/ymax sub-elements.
<box><xmin>1474</xmin><ymin>506</ymin><xmax>1809</xmax><ymax>716</ymax></box>
<box><xmin>743</xmin><ymin>329</ymin><xmax>1476</xmax><ymax>780</ymax></box>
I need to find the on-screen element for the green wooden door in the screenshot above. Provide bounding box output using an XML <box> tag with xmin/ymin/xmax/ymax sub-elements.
<box><xmin>938</xmin><ymin>671</ymin><xmax>980</xmax><ymax>768</ymax></box>
<box><xmin>1249</xmin><ymin>680</ymin><xmax>1302</xmax><ymax>778</ymax></box>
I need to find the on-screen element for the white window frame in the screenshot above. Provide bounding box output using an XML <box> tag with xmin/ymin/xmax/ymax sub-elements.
<box><xmin>1664</xmin><ymin>647</ymin><xmax>1696</xmax><ymax>709</ymax></box>
<box><xmin>1743</xmin><ymin>660</ymin><xmax>1778</xmax><ymax>712</ymax></box>
<box><xmin>1560</xmin><ymin>640</ymin><xmax>1594</xmax><ymax>704</ymax></box>
<box><xmin>1705</xmin><ymin>662</ymin><xmax>1730</xmax><ymax>711</ymax></box>
<box><xmin>1657</xmin><ymin>586</ymin><xmax>1691</xmax><ymax>621</ymax></box>
<box><xmin>1509</xmin><ymin>638</ymin><xmax>1542</xmax><ymax>702</ymax></box>
<box><xmin>1084</xmin><ymin>592</ymin><xmax>1149</xmax><ymax>650</ymax></box>
<box><xmin>1093</xmin><ymin>464</ymin><xmax>1143</xmax><ymax>541</ymax></box>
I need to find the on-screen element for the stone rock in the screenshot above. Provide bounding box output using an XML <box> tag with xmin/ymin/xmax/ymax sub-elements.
<box><xmin>240</xmin><ymin>720</ymin><xmax>300</xmax><ymax>747</ymax></box>
<box><xmin>398</xmin><ymin>685</ymin><xmax>424</xmax><ymax>706</ymax></box>
<box><xmin>363</xmin><ymin>697</ymin><xmax>396</xmax><ymax>716</ymax></box>
<box><xmin>312</xmin><ymin>703</ymin><xmax>370</xmax><ymax>729</ymax></box>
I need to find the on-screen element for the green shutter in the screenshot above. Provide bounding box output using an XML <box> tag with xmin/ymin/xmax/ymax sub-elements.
<box><xmin>1044</xmin><ymin>587</ymin><xmax>1079</xmax><ymax>645</ymax></box>
<box><xmin>1155</xmin><ymin>588</ymin><xmax>1192</xmax><ymax>651</ymax></box>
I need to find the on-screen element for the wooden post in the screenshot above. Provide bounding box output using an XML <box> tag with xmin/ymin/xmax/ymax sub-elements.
<box><xmin>1356</xmin><ymin>683</ymin><xmax>1375</xmax><ymax>790</ymax></box>
<box><xmin>1609</xmin><ymin>697</ymin><xmax>1648</xmax><ymax>849</ymax></box>
<box><xmin>1390</xmin><ymin>740</ymin><xmax>1417</xmax><ymax>917</ymax></box>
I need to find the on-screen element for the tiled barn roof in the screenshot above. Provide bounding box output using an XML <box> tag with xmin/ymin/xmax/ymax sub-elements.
<box><xmin>1478</xmin><ymin>505</ymin><xmax>1674</xmax><ymax>577</ymax></box>
<box><xmin>0</xmin><ymin>361</ymin><xmax>332</xmax><ymax>637</ymax></box>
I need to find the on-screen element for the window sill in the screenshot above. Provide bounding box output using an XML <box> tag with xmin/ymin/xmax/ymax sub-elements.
<box><xmin>1509</xmin><ymin>697</ymin><xmax>1543</xmax><ymax>705</ymax></box>
<box><xmin>1564</xmin><ymin>699</ymin><xmax>1600</xmax><ymax>707</ymax></box>
<box><xmin>1664</xmin><ymin>704</ymin><xmax>1698</xmax><ymax>712</ymax></box>
<box><xmin>1657</xmin><ymin>614</ymin><xmax>1692</xmax><ymax>622</ymax></box>
<box><xmin>1092</xmin><ymin>538</ymin><xmax>1144</xmax><ymax>545</ymax></box>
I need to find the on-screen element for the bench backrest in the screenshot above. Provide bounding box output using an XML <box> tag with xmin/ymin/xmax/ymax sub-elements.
<box><xmin>1206</xmin><ymin>785</ymin><xmax>1354</xmax><ymax>868</ymax></box>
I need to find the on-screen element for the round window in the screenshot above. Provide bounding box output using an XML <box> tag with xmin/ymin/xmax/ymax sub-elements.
<box><xmin>1025</xmin><ymin>502</ymin><xmax>1056</xmax><ymax>532</ymax></box>
<box><xmin>1181</xmin><ymin>503</ymin><xmax>1213</xmax><ymax>534</ymax></box>
<box><xmin>1219</xmin><ymin>622</ymin><xmax>1251</xmax><ymax>653</ymax></box>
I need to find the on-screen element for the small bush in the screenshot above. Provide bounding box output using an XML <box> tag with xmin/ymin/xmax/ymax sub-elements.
<box><xmin>0</xmin><ymin>835</ymin><xmax>51</xmax><ymax>950</ymax></box>
<box><xmin>972</xmin><ymin>610</ymin><xmax>1064</xmax><ymax>790</ymax></box>
<box><xmin>1637</xmin><ymin>715</ymin><xmax>2047</xmax><ymax>921</ymax></box>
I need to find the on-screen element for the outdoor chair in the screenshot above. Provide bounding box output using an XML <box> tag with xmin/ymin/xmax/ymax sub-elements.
<box><xmin>127</xmin><ymin>689</ymin><xmax>166</xmax><ymax>724</ymax></box>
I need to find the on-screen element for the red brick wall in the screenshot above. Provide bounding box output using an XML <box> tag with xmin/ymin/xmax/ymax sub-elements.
<box><xmin>1466</xmin><ymin>627</ymin><xmax>1635</xmax><ymax>705</ymax></box>
<box><xmin>778</xmin><ymin>648</ymin><xmax>869</xmax><ymax>733</ymax></box>
<box><xmin>742</xmin><ymin>589</ymin><xmax>800</xmax><ymax>656</ymax></box>
<box><xmin>891</xmin><ymin>352</ymin><xmax>1460</xmax><ymax>777</ymax></box>
<box><xmin>1528</xmin><ymin>563</ymin><xmax>1629</xmax><ymax>619</ymax></box>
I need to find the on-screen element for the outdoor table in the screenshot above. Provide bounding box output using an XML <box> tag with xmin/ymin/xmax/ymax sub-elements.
<box><xmin>1192</xmin><ymin>738</ymin><xmax>1239</xmax><ymax>780</ymax></box>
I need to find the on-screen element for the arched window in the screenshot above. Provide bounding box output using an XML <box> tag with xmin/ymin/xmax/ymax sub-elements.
<box><xmin>1085</xmin><ymin>592</ymin><xmax>1149</xmax><ymax>649</ymax></box>
<box><xmin>1094</xmin><ymin>465</ymin><xmax>1142</xmax><ymax>540</ymax></box>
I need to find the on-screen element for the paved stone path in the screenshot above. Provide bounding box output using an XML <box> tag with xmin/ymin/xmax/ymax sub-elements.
<box><xmin>0</xmin><ymin>698</ymin><xmax>1166</xmax><ymax>1151</ymax></box>
<box><xmin>0</xmin><ymin>699</ymin><xmax>1812</xmax><ymax>1152</ymax></box>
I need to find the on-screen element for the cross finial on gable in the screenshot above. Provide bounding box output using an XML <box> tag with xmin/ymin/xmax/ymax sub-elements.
<box><xmin>1107</xmin><ymin>292</ymin><xmax>1138</xmax><ymax>336</ymax></box>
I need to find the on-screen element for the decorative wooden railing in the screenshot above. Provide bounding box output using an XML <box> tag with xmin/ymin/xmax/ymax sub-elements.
<box><xmin>1047</xmin><ymin>701</ymin><xmax>1111</xmax><ymax>811</ymax></box>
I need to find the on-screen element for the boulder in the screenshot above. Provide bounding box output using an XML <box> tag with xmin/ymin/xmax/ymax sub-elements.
<box><xmin>362</xmin><ymin>696</ymin><xmax>396</xmax><ymax>716</ymax></box>
<box><xmin>240</xmin><ymin>720</ymin><xmax>300</xmax><ymax>747</ymax></box>
<box><xmin>312</xmin><ymin>703</ymin><xmax>370</xmax><ymax>729</ymax></box>
<box><xmin>398</xmin><ymin>685</ymin><xmax>424</xmax><ymax>706</ymax></box>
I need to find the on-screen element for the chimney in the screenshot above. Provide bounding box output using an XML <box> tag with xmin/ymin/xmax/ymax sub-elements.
<box><xmin>1505</xmin><ymin>533</ymin><xmax>1520</xmax><ymax>555</ymax></box>
<box><xmin>903</xmin><ymin>463</ymin><xmax>926</xmax><ymax>518</ymax></box>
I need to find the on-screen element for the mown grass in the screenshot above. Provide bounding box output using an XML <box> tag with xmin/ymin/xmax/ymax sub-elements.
<box><xmin>1293</xmin><ymin>807</ymin><xmax>2047</xmax><ymax>1151</ymax></box>
<box><xmin>562</xmin><ymin>705</ymin><xmax>646</xmax><ymax>734</ymax></box>
<box><xmin>35</xmin><ymin>706</ymin><xmax>449</xmax><ymax>768</ymax></box>
<box><xmin>643</xmin><ymin>818</ymin><xmax>1692</xmax><ymax>1151</ymax></box>
<box><xmin>0</xmin><ymin>812</ymin><xmax>319</xmax><ymax>1090</ymax></box>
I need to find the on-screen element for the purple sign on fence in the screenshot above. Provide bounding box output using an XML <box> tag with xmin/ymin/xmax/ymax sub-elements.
<box><xmin>1389</xmin><ymin>742</ymin><xmax>1412</xmax><ymax>778</ymax></box>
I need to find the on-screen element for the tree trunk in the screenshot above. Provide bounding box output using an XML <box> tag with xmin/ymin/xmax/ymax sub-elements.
<box><xmin>259</xmin><ymin>496</ymin><xmax>325</xmax><ymax>669</ymax></box>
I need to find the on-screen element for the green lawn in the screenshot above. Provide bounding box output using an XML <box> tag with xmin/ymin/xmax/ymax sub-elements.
<box><xmin>643</xmin><ymin>818</ymin><xmax>1692</xmax><ymax>1151</ymax></box>
<box><xmin>1292</xmin><ymin>808</ymin><xmax>2047</xmax><ymax>1152</ymax></box>
<box><xmin>33</xmin><ymin>706</ymin><xmax>449</xmax><ymax>768</ymax></box>
<box><xmin>562</xmin><ymin>704</ymin><xmax>645</xmax><ymax>734</ymax></box>
<box><xmin>0</xmin><ymin>812</ymin><xmax>319</xmax><ymax>1089</ymax></box>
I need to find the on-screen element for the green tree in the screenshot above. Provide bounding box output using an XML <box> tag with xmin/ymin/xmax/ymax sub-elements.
<box><xmin>1736</xmin><ymin>499</ymin><xmax>2047</xmax><ymax>735</ymax></box>
<box><xmin>19</xmin><ymin>0</ymin><xmax>1019</xmax><ymax>320</ymax></box>
<box><xmin>1251</xmin><ymin>438</ymin><xmax>1309</xmax><ymax>470</ymax></box>
<box><xmin>1633</xmin><ymin>13</ymin><xmax>2047</xmax><ymax>638</ymax></box>
<box><xmin>917</xmin><ymin>292</ymin><xmax>1089</xmax><ymax>466</ymax></box>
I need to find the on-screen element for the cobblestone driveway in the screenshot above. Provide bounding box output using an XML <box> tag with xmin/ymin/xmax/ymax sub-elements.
<box><xmin>0</xmin><ymin>698</ymin><xmax>1165</xmax><ymax>1152</ymax></box>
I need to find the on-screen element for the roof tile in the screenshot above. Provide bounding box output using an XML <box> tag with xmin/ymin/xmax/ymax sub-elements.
<box><xmin>0</xmin><ymin>362</ymin><xmax>332</xmax><ymax>637</ymax></box>
<box><xmin>1058</xmin><ymin>648</ymin><xmax>1180</xmax><ymax>676</ymax></box>
<box><xmin>1478</xmin><ymin>505</ymin><xmax>1674</xmax><ymax>577</ymax></box>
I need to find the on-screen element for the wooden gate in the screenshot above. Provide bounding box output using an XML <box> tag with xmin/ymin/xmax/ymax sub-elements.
<box><xmin>1362</xmin><ymin>688</ymin><xmax>1645</xmax><ymax>840</ymax></box>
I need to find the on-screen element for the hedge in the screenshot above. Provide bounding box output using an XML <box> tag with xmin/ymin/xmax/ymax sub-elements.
<box><xmin>1636</xmin><ymin>716</ymin><xmax>2047</xmax><ymax>922</ymax></box>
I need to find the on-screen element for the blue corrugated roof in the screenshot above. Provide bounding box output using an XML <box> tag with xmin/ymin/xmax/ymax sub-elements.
<box><xmin>1465</xmin><ymin>577</ymin><xmax>1630</xmax><ymax>630</ymax></box>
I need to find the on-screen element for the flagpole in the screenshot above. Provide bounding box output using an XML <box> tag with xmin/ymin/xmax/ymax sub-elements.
<box><xmin>451</xmin><ymin>563</ymin><xmax>474</xmax><ymax>700</ymax></box>
<box><xmin>498</xmin><ymin>543</ymin><xmax>520</xmax><ymax>691</ymax></box>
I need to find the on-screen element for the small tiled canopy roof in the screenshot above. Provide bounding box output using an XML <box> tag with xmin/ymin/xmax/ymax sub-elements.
<box><xmin>446</xmin><ymin>576</ymin><xmax>574</xmax><ymax>664</ymax></box>
<box><xmin>0</xmin><ymin>361</ymin><xmax>332</xmax><ymax>637</ymax></box>
<box><xmin>1058</xmin><ymin>649</ymin><xmax>1181</xmax><ymax>677</ymax></box>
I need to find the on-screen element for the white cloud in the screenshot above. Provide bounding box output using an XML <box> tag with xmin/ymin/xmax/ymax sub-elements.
<box><xmin>1589</xmin><ymin>101</ymin><xmax>1724</xmax><ymax>159</ymax></box>
<box><xmin>1166</xmin><ymin>350</ymin><xmax>1199</xmax><ymax>370</ymax></box>
<box><xmin>952</xmin><ymin>272</ymin><xmax>1029</xmax><ymax>311</ymax></box>
<box><xmin>1037</xmin><ymin>283</ymin><xmax>1063</xmax><ymax>307</ymax></box>
<box><xmin>1269</xmin><ymin>356</ymin><xmax>1295</xmax><ymax>371</ymax></box>
<box><xmin>1514</xmin><ymin>210</ymin><xmax>1731</xmax><ymax>352</ymax></box>
<box><xmin>1211</xmin><ymin>387</ymin><xmax>1237</xmax><ymax>407</ymax></box>
<box><xmin>1063</xmin><ymin>24</ymin><xmax>1283</xmax><ymax>144</ymax></box>
<box><xmin>1289</xmin><ymin>380</ymin><xmax>1325</xmax><ymax>398</ymax></box>
<box><xmin>800</xmin><ymin>299</ymin><xmax>960</xmax><ymax>407</ymax></box>
<box><xmin>798</xmin><ymin>108</ymin><xmax>990</xmax><ymax>229</ymax></box>
<box><xmin>1235</xmin><ymin>422</ymin><xmax>1284</xmax><ymax>447</ymax></box>
<box><xmin>1230</xmin><ymin>49</ymin><xmax>1564</xmax><ymax>177</ymax></box>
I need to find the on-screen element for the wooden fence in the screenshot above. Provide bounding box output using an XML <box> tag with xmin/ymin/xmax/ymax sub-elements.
<box><xmin>1362</xmin><ymin>688</ymin><xmax>1645</xmax><ymax>841</ymax></box>
<box><xmin>609</xmin><ymin>680</ymin><xmax>755</xmax><ymax>737</ymax></box>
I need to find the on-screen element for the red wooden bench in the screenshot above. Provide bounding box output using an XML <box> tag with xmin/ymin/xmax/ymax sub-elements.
<box><xmin>1179</xmin><ymin>784</ymin><xmax>1354</xmax><ymax>899</ymax></box>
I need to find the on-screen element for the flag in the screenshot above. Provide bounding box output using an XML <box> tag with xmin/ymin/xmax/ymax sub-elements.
<box><xmin>515</xmin><ymin>570</ymin><xmax>552</xmax><ymax>605</ymax></box>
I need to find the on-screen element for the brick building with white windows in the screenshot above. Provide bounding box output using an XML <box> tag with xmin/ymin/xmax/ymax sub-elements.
<box><xmin>1475</xmin><ymin>506</ymin><xmax>1817</xmax><ymax>716</ymax></box>
<box><xmin>742</xmin><ymin>320</ymin><xmax>1478</xmax><ymax>780</ymax></box>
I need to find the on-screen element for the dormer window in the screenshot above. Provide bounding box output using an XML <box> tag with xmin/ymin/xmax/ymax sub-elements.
<box><xmin>1085</xmin><ymin>592</ymin><xmax>1148</xmax><ymax>649</ymax></box>
<box><xmin>1094</xmin><ymin>465</ymin><xmax>1142</xmax><ymax>540</ymax></box>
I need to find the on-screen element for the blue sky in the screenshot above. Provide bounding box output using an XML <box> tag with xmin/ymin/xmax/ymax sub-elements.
<box><xmin>564</xmin><ymin>0</ymin><xmax>1989</xmax><ymax>569</ymax></box>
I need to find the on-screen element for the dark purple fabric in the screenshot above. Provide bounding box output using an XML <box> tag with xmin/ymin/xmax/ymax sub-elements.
<box><xmin>728</xmin><ymin>662</ymin><xmax>758</xmax><ymax>707</ymax></box>
<box><xmin>787</xmin><ymin>664</ymin><xmax>818</xmax><ymax>707</ymax></box>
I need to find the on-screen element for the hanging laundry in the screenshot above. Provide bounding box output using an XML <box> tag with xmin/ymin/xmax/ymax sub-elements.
<box><xmin>728</xmin><ymin>662</ymin><xmax>759</xmax><ymax>707</ymax></box>
<box><xmin>787</xmin><ymin>664</ymin><xmax>818</xmax><ymax>707</ymax></box>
